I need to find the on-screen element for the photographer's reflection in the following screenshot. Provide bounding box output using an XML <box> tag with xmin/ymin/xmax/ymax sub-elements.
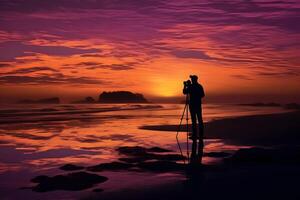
<box><xmin>183</xmin><ymin>75</ymin><xmax>205</xmax><ymax>164</ymax></box>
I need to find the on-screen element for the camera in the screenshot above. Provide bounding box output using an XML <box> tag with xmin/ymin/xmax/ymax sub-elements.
<box><xmin>183</xmin><ymin>80</ymin><xmax>191</xmax><ymax>86</ymax></box>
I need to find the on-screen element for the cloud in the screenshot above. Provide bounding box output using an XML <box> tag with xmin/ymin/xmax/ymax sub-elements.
<box><xmin>1</xmin><ymin>66</ymin><xmax>58</xmax><ymax>75</ymax></box>
<box><xmin>87</xmin><ymin>64</ymin><xmax>134</xmax><ymax>70</ymax></box>
<box><xmin>69</xmin><ymin>62</ymin><xmax>135</xmax><ymax>70</ymax></box>
<box><xmin>257</xmin><ymin>70</ymin><xmax>300</xmax><ymax>77</ymax></box>
<box><xmin>231</xmin><ymin>74</ymin><xmax>253</xmax><ymax>80</ymax></box>
<box><xmin>0</xmin><ymin>0</ymin><xmax>299</xmax><ymax>91</ymax></box>
<box><xmin>0</xmin><ymin>41</ymin><xmax>100</xmax><ymax>61</ymax></box>
<box><xmin>0</xmin><ymin>63</ymin><xmax>12</xmax><ymax>68</ymax></box>
<box><xmin>80</xmin><ymin>54</ymin><xmax>103</xmax><ymax>57</ymax></box>
<box><xmin>207</xmin><ymin>1</ymin><xmax>300</xmax><ymax>32</ymax></box>
<box><xmin>0</xmin><ymin>131</ymin><xmax>57</xmax><ymax>140</ymax></box>
<box><xmin>171</xmin><ymin>49</ymin><xmax>212</xmax><ymax>60</ymax></box>
<box><xmin>0</xmin><ymin>0</ymin><xmax>165</xmax><ymax>13</ymax></box>
<box><xmin>0</xmin><ymin>73</ymin><xmax>106</xmax><ymax>85</ymax></box>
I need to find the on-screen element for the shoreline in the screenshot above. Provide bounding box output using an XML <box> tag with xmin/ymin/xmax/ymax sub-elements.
<box><xmin>140</xmin><ymin>110</ymin><xmax>300</xmax><ymax>145</ymax></box>
<box><xmin>85</xmin><ymin>110</ymin><xmax>300</xmax><ymax>200</ymax></box>
<box><xmin>85</xmin><ymin>109</ymin><xmax>300</xmax><ymax>199</ymax></box>
<box><xmin>1</xmin><ymin>105</ymin><xmax>299</xmax><ymax>199</ymax></box>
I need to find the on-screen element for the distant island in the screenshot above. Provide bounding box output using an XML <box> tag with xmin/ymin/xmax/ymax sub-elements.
<box><xmin>71</xmin><ymin>97</ymin><xmax>96</xmax><ymax>104</ymax></box>
<box><xmin>98</xmin><ymin>91</ymin><xmax>148</xmax><ymax>103</ymax></box>
<box><xmin>17</xmin><ymin>97</ymin><xmax>60</xmax><ymax>104</ymax></box>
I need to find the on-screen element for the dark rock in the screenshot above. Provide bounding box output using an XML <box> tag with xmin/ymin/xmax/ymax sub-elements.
<box><xmin>59</xmin><ymin>164</ymin><xmax>84</xmax><ymax>171</ymax></box>
<box><xmin>31</xmin><ymin>175</ymin><xmax>49</xmax><ymax>183</ymax></box>
<box><xmin>118</xmin><ymin>153</ymin><xmax>185</xmax><ymax>163</ymax></box>
<box><xmin>137</xmin><ymin>161</ymin><xmax>185</xmax><ymax>172</ymax></box>
<box><xmin>226</xmin><ymin>148</ymin><xmax>274</xmax><ymax>163</ymax></box>
<box><xmin>117</xmin><ymin>146</ymin><xmax>185</xmax><ymax>162</ymax></box>
<box><xmin>117</xmin><ymin>146</ymin><xmax>148</xmax><ymax>156</ymax></box>
<box><xmin>226</xmin><ymin>146</ymin><xmax>300</xmax><ymax>164</ymax></box>
<box><xmin>87</xmin><ymin>162</ymin><xmax>134</xmax><ymax>172</ymax></box>
<box><xmin>98</xmin><ymin>91</ymin><xmax>148</xmax><ymax>103</ymax></box>
<box><xmin>31</xmin><ymin>172</ymin><xmax>108</xmax><ymax>192</ymax></box>
<box><xmin>93</xmin><ymin>188</ymin><xmax>104</xmax><ymax>192</ymax></box>
<box><xmin>117</xmin><ymin>146</ymin><xmax>170</xmax><ymax>155</ymax></box>
<box><xmin>148</xmin><ymin>147</ymin><xmax>173</xmax><ymax>153</ymax></box>
<box><xmin>153</xmin><ymin>154</ymin><xmax>185</xmax><ymax>161</ymax></box>
<box><xmin>204</xmin><ymin>152</ymin><xmax>231</xmax><ymax>158</ymax></box>
<box><xmin>84</xmin><ymin>146</ymin><xmax>186</xmax><ymax>173</ymax></box>
<box><xmin>20</xmin><ymin>186</ymin><xmax>33</xmax><ymax>190</ymax></box>
<box><xmin>118</xmin><ymin>157</ymin><xmax>148</xmax><ymax>163</ymax></box>
<box><xmin>86</xmin><ymin>146</ymin><xmax>185</xmax><ymax>172</ymax></box>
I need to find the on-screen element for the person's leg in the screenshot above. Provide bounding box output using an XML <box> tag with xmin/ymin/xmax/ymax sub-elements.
<box><xmin>189</xmin><ymin>107</ymin><xmax>197</xmax><ymax>162</ymax></box>
<box><xmin>190</xmin><ymin>139</ymin><xmax>198</xmax><ymax>164</ymax></box>
<box><xmin>197</xmin><ymin>138</ymin><xmax>204</xmax><ymax>164</ymax></box>
<box><xmin>196</xmin><ymin>107</ymin><xmax>204</xmax><ymax>163</ymax></box>
<box><xmin>196</xmin><ymin>108</ymin><xmax>204</xmax><ymax>138</ymax></box>
<box><xmin>189</xmin><ymin>107</ymin><xmax>197</xmax><ymax>140</ymax></box>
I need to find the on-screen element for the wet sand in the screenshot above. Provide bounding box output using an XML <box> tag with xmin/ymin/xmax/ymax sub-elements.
<box><xmin>0</xmin><ymin>104</ymin><xmax>298</xmax><ymax>199</ymax></box>
<box><xmin>140</xmin><ymin>111</ymin><xmax>300</xmax><ymax>145</ymax></box>
<box><xmin>86</xmin><ymin>111</ymin><xmax>300</xmax><ymax>200</ymax></box>
<box><xmin>84</xmin><ymin>163</ymin><xmax>300</xmax><ymax>200</ymax></box>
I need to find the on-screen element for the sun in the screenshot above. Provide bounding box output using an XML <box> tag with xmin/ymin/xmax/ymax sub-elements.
<box><xmin>150</xmin><ymin>78</ymin><xmax>181</xmax><ymax>97</ymax></box>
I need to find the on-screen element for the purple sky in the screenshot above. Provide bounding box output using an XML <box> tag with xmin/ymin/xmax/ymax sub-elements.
<box><xmin>0</xmin><ymin>0</ymin><xmax>299</xmax><ymax>103</ymax></box>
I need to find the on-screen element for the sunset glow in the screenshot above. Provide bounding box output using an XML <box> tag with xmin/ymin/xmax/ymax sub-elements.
<box><xmin>0</xmin><ymin>0</ymin><xmax>299</xmax><ymax>103</ymax></box>
<box><xmin>0</xmin><ymin>2</ymin><xmax>300</xmax><ymax>199</ymax></box>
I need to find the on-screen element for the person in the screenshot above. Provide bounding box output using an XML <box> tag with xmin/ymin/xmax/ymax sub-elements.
<box><xmin>183</xmin><ymin>75</ymin><xmax>205</xmax><ymax>164</ymax></box>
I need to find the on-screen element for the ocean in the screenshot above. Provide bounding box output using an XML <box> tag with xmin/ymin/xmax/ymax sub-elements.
<box><xmin>0</xmin><ymin>103</ymin><xmax>288</xmax><ymax>199</ymax></box>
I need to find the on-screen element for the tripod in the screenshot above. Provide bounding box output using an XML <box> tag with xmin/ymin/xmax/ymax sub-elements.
<box><xmin>176</xmin><ymin>94</ymin><xmax>190</xmax><ymax>164</ymax></box>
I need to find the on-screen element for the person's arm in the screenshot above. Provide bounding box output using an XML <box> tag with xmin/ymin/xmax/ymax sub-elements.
<box><xmin>183</xmin><ymin>86</ymin><xmax>188</xmax><ymax>94</ymax></box>
<box><xmin>183</xmin><ymin>84</ymin><xmax>190</xmax><ymax>94</ymax></box>
<box><xmin>182</xmin><ymin>83</ymin><xmax>189</xmax><ymax>94</ymax></box>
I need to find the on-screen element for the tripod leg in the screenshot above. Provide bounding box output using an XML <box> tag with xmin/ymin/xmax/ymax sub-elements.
<box><xmin>176</xmin><ymin>103</ymin><xmax>188</xmax><ymax>164</ymax></box>
<box><xmin>177</xmin><ymin>103</ymin><xmax>187</xmax><ymax>132</ymax></box>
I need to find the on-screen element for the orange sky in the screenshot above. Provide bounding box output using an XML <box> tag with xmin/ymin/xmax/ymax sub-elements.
<box><xmin>0</xmin><ymin>1</ymin><xmax>300</xmax><ymax>103</ymax></box>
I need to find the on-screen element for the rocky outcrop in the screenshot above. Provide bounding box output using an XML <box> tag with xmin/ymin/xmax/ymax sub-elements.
<box><xmin>31</xmin><ymin>172</ymin><xmax>108</xmax><ymax>192</ymax></box>
<box><xmin>98</xmin><ymin>91</ymin><xmax>148</xmax><ymax>103</ymax></box>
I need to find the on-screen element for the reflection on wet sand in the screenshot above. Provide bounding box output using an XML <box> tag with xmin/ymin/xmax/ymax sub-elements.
<box><xmin>0</xmin><ymin>103</ymin><xmax>292</xmax><ymax>199</ymax></box>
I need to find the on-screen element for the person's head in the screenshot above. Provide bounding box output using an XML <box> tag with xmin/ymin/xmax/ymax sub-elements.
<box><xmin>189</xmin><ymin>75</ymin><xmax>198</xmax><ymax>84</ymax></box>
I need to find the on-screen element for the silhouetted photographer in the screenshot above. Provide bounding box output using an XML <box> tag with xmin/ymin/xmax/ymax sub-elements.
<box><xmin>183</xmin><ymin>75</ymin><xmax>205</xmax><ymax>164</ymax></box>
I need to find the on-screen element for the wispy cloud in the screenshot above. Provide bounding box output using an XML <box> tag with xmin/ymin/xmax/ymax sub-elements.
<box><xmin>0</xmin><ymin>66</ymin><xmax>58</xmax><ymax>75</ymax></box>
<box><xmin>0</xmin><ymin>73</ymin><xmax>106</xmax><ymax>85</ymax></box>
<box><xmin>0</xmin><ymin>63</ymin><xmax>12</xmax><ymax>68</ymax></box>
<box><xmin>231</xmin><ymin>74</ymin><xmax>253</xmax><ymax>80</ymax></box>
<box><xmin>171</xmin><ymin>49</ymin><xmax>212</xmax><ymax>60</ymax></box>
<box><xmin>0</xmin><ymin>0</ymin><xmax>299</xmax><ymax>98</ymax></box>
<box><xmin>0</xmin><ymin>41</ymin><xmax>100</xmax><ymax>62</ymax></box>
<box><xmin>71</xmin><ymin>62</ymin><xmax>135</xmax><ymax>70</ymax></box>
